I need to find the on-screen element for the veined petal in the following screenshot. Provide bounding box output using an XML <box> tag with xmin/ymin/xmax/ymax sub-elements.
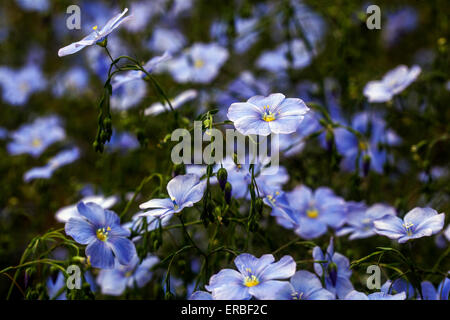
<box><xmin>258</xmin><ymin>255</ymin><xmax>296</xmax><ymax>281</ymax></box>
<box><xmin>107</xmin><ymin>237</ymin><xmax>136</xmax><ymax>266</ymax></box>
<box><xmin>86</xmin><ymin>240</ymin><xmax>115</xmax><ymax>269</ymax></box>
<box><xmin>65</xmin><ymin>217</ymin><xmax>95</xmax><ymax>244</ymax></box>
<box><xmin>77</xmin><ymin>202</ymin><xmax>106</xmax><ymax>226</ymax></box>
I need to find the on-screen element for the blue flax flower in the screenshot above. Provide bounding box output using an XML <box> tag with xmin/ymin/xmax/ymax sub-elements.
<box><xmin>58</xmin><ymin>8</ymin><xmax>132</xmax><ymax>57</ymax></box>
<box><xmin>205</xmin><ymin>253</ymin><xmax>296</xmax><ymax>300</ymax></box>
<box><xmin>420</xmin><ymin>279</ymin><xmax>450</xmax><ymax>300</ymax></box>
<box><xmin>313</xmin><ymin>238</ymin><xmax>353</xmax><ymax>299</ymax></box>
<box><xmin>0</xmin><ymin>63</ymin><xmax>47</xmax><ymax>106</ymax></box>
<box><xmin>337</xmin><ymin>202</ymin><xmax>397</xmax><ymax>240</ymax></box>
<box><xmin>97</xmin><ymin>255</ymin><xmax>159</xmax><ymax>296</ymax></box>
<box><xmin>144</xmin><ymin>89</ymin><xmax>197</xmax><ymax>116</ymax></box>
<box><xmin>363</xmin><ymin>65</ymin><xmax>421</xmax><ymax>102</ymax></box>
<box><xmin>345</xmin><ymin>290</ymin><xmax>406</xmax><ymax>300</ymax></box>
<box><xmin>111</xmin><ymin>52</ymin><xmax>171</xmax><ymax>91</ymax></box>
<box><xmin>16</xmin><ymin>0</ymin><xmax>49</xmax><ymax>12</ymax></box>
<box><xmin>7</xmin><ymin>116</ymin><xmax>65</xmax><ymax>157</ymax></box>
<box><xmin>373</xmin><ymin>207</ymin><xmax>445</xmax><ymax>243</ymax></box>
<box><xmin>266</xmin><ymin>186</ymin><xmax>347</xmax><ymax>239</ymax></box>
<box><xmin>227</xmin><ymin>93</ymin><xmax>310</xmax><ymax>136</ymax></box>
<box><xmin>55</xmin><ymin>194</ymin><xmax>118</xmax><ymax>223</ymax></box>
<box><xmin>189</xmin><ymin>291</ymin><xmax>214</xmax><ymax>300</ymax></box>
<box><xmin>24</xmin><ymin>147</ymin><xmax>80</xmax><ymax>182</ymax></box>
<box><xmin>52</xmin><ymin>67</ymin><xmax>89</xmax><ymax>97</ymax></box>
<box><xmin>267</xmin><ymin>270</ymin><xmax>335</xmax><ymax>300</ymax></box>
<box><xmin>334</xmin><ymin>112</ymin><xmax>400</xmax><ymax>174</ymax></box>
<box><xmin>65</xmin><ymin>202</ymin><xmax>136</xmax><ymax>269</ymax></box>
<box><xmin>166</xmin><ymin>43</ymin><xmax>228</xmax><ymax>83</ymax></box>
<box><xmin>139</xmin><ymin>174</ymin><xmax>206</xmax><ymax>218</ymax></box>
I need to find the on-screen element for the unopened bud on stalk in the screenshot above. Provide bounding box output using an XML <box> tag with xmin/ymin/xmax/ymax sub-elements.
<box><xmin>217</xmin><ymin>167</ymin><xmax>228</xmax><ymax>190</ymax></box>
<box><xmin>224</xmin><ymin>182</ymin><xmax>232</xmax><ymax>204</ymax></box>
<box><xmin>363</xmin><ymin>154</ymin><xmax>371</xmax><ymax>176</ymax></box>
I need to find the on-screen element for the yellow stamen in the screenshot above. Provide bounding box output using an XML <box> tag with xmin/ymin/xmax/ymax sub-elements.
<box><xmin>93</xmin><ymin>25</ymin><xmax>98</xmax><ymax>30</ymax></box>
<box><xmin>307</xmin><ymin>209</ymin><xmax>319</xmax><ymax>219</ymax></box>
<box><xmin>244</xmin><ymin>275</ymin><xmax>259</xmax><ymax>287</ymax></box>
<box><xmin>262</xmin><ymin>113</ymin><xmax>276</xmax><ymax>122</ymax></box>
<box><xmin>194</xmin><ymin>59</ymin><xmax>204</xmax><ymax>68</ymax></box>
<box><xmin>32</xmin><ymin>138</ymin><xmax>42</xmax><ymax>147</ymax></box>
<box><xmin>96</xmin><ymin>227</ymin><xmax>109</xmax><ymax>242</ymax></box>
<box><xmin>359</xmin><ymin>141</ymin><xmax>368</xmax><ymax>151</ymax></box>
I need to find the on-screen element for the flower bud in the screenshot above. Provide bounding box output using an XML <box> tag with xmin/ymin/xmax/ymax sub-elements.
<box><xmin>217</xmin><ymin>167</ymin><xmax>228</xmax><ymax>190</ymax></box>
<box><xmin>224</xmin><ymin>182</ymin><xmax>232</xmax><ymax>204</ymax></box>
<box><xmin>327</xmin><ymin>262</ymin><xmax>338</xmax><ymax>286</ymax></box>
<box><xmin>363</xmin><ymin>154</ymin><xmax>371</xmax><ymax>177</ymax></box>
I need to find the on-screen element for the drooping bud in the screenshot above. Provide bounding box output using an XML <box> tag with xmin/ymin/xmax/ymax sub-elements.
<box><xmin>224</xmin><ymin>182</ymin><xmax>232</xmax><ymax>204</ymax></box>
<box><xmin>326</xmin><ymin>130</ymin><xmax>334</xmax><ymax>153</ymax></box>
<box><xmin>363</xmin><ymin>154</ymin><xmax>371</xmax><ymax>177</ymax></box>
<box><xmin>217</xmin><ymin>167</ymin><xmax>228</xmax><ymax>190</ymax></box>
<box><xmin>327</xmin><ymin>262</ymin><xmax>338</xmax><ymax>287</ymax></box>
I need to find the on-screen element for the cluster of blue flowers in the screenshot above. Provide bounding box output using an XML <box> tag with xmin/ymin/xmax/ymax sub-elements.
<box><xmin>0</xmin><ymin>1</ymin><xmax>448</xmax><ymax>301</ymax></box>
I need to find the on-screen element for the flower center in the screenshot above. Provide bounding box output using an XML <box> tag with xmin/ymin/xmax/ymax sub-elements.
<box><xmin>32</xmin><ymin>138</ymin><xmax>42</xmax><ymax>147</ymax></box>
<box><xmin>194</xmin><ymin>59</ymin><xmax>204</xmax><ymax>68</ymax></box>
<box><xmin>243</xmin><ymin>268</ymin><xmax>260</xmax><ymax>287</ymax></box>
<box><xmin>96</xmin><ymin>227</ymin><xmax>111</xmax><ymax>242</ymax></box>
<box><xmin>244</xmin><ymin>275</ymin><xmax>259</xmax><ymax>287</ymax></box>
<box><xmin>359</xmin><ymin>141</ymin><xmax>368</xmax><ymax>151</ymax></box>
<box><xmin>291</xmin><ymin>291</ymin><xmax>304</xmax><ymax>300</ymax></box>
<box><xmin>93</xmin><ymin>25</ymin><xmax>100</xmax><ymax>36</ymax></box>
<box><xmin>262</xmin><ymin>105</ymin><xmax>276</xmax><ymax>122</ymax></box>
<box><xmin>266</xmin><ymin>191</ymin><xmax>280</xmax><ymax>205</ymax></box>
<box><xmin>20</xmin><ymin>82</ymin><xmax>29</xmax><ymax>93</ymax></box>
<box><xmin>403</xmin><ymin>222</ymin><xmax>414</xmax><ymax>236</ymax></box>
<box><xmin>306</xmin><ymin>208</ymin><xmax>319</xmax><ymax>219</ymax></box>
<box><xmin>171</xmin><ymin>197</ymin><xmax>179</xmax><ymax>210</ymax></box>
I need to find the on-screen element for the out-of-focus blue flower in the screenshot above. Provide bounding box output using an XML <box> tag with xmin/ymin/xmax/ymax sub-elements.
<box><xmin>382</xmin><ymin>7</ymin><xmax>418</xmax><ymax>47</ymax></box>
<box><xmin>52</xmin><ymin>67</ymin><xmax>89</xmax><ymax>98</ymax></box>
<box><xmin>123</xmin><ymin>1</ymin><xmax>155</xmax><ymax>32</ymax></box>
<box><xmin>227</xmin><ymin>93</ymin><xmax>310</xmax><ymax>136</ymax></box>
<box><xmin>124</xmin><ymin>211</ymin><xmax>172</xmax><ymax>242</ymax></box>
<box><xmin>418</xmin><ymin>167</ymin><xmax>448</xmax><ymax>183</ymax></box>
<box><xmin>0</xmin><ymin>127</ymin><xmax>8</xmax><ymax>139</ymax></box>
<box><xmin>166</xmin><ymin>43</ymin><xmax>228</xmax><ymax>83</ymax></box>
<box><xmin>189</xmin><ymin>291</ymin><xmax>214</xmax><ymax>300</ymax></box>
<box><xmin>7</xmin><ymin>116</ymin><xmax>65</xmax><ymax>158</ymax></box>
<box><xmin>205</xmin><ymin>253</ymin><xmax>296</xmax><ymax>300</ymax></box>
<box><xmin>24</xmin><ymin>147</ymin><xmax>80</xmax><ymax>182</ymax></box>
<box><xmin>16</xmin><ymin>0</ymin><xmax>49</xmax><ymax>12</ymax></box>
<box><xmin>148</xmin><ymin>28</ymin><xmax>186</xmax><ymax>54</ymax></box>
<box><xmin>313</xmin><ymin>238</ymin><xmax>353</xmax><ymax>299</ymax></box>
<box><xmin>47</xmin><ymin>270</ymin><xmax>97</xmax><ymax>299</ymax></box>
<box><xmin>216</xmin><ymin>71</ymin><xmax>271</xmax><ymax>108</ymax></box>
<box><xmin>65</xmin><ymin>202</ymin><xmax>136</xmax><ymax>269</ymax></box>
<box><xmin>111</xmin><ymin>77</ymin><xmax>147</xmax><ymax>111</ymax></box>
<box><xmin>210</xmin><ymin>16</ymin><xmax>260</xmax><ymax>54</ymax></box>
<box><xmin>55</xmin><ymin>194</ymin><xmax>118</xmax><ymax>223</ymax></box>
<box><xmin>363</xmin><ymin>65</ymin><xmax>421</xmax><ymax>103</ymax></box>
<box><xmin>106</xmin><ymin>131</ymin><xmax>140</xmax><ymax>153</ymax></box>
<box><xmin>144</xmin><ymin>89</ymin><xmax>197</xmax><ymax>116</ymax></box>
<box><xmin>46</xmin><ymin>272</ymin><xmax>66</xmax><ymax>300</ymax></box>
<box><xmin>334</xmin><ymin>112</ymin><xmax>401</xmax><ymax>174</ymax></box>
<box><xmin>445</xmin><ymin>225</ymin><xmax>450</xmax><ymax>242</ymax></box>
<box><xmin>374</xmin><ymin>207</ymin><xmax>445</xmax><ymax>243</ymax></box>
<box><xmin>266</xmin><ymin>270</ymin><xmax>335</xmax><ymax>300</ymax></box>
<box><xmin>344</xmin><ymin>289</ymin><xmax>406</xmax><ymax>300</ymax></box>
<box><xmin>256</xmin><ymin>39</ymin><xmax>312</xmax><ymax>73</ymax></box>
<box><xmin>97</xmin><ymin>255</ymin><xmax>159</xmax><ymax>296</ymax></box>
<box><xmin>111</xmin><ymin>52</ymin><xmax>171</xmax><ymax>91</ymax></box>
<box><xmin>278</xmin><ymin>111</ymin><xmax>322</xmax><ymax>157</ymax></box>
<box><xmin>0</xmin><ymin>63</ymin><xmax>47</xmax><ymax>106</ymax></box>
<box><xmin>58</xmin><ymin>8</ymin><xmax>132</xmax><ymax>57</ymax></box>
<box><xmin>139</xmin><ymin>174</ymin><xmax>206</xmax><ymax>218</ymax></box>
<box><xmin>266</xmin><ymin>186</ymin><xmax>347</xmax><ymax>239</ymax></box>
<box><xmin>337</xmin><ymin>203</ymin><xmax>397</xmax><ymax>240</ymax></box>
